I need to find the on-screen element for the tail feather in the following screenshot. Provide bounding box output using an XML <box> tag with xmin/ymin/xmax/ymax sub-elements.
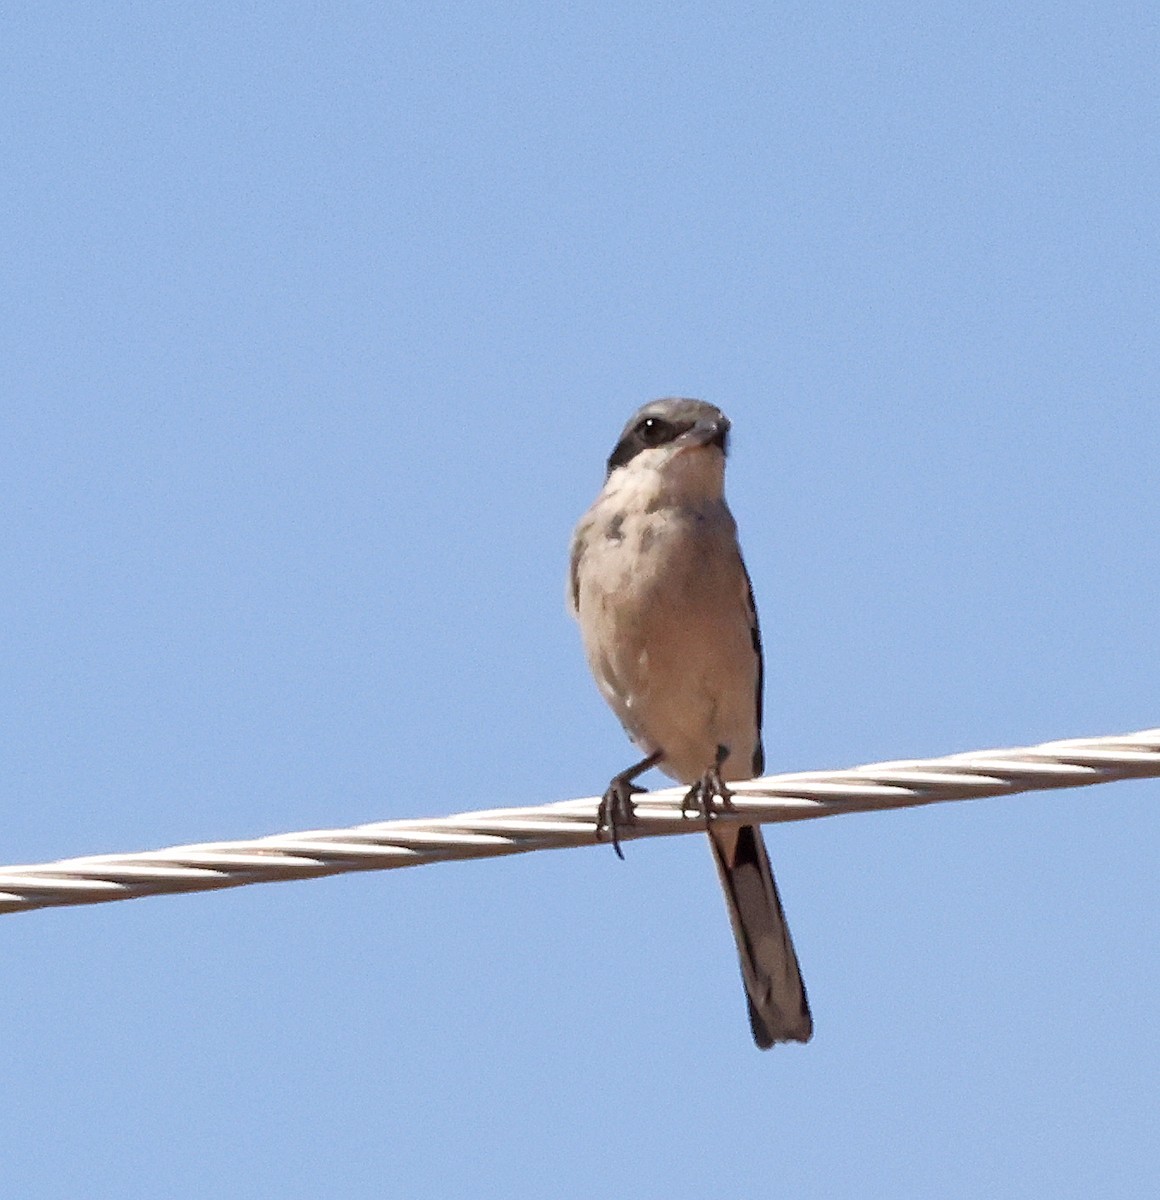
<box><xmin>707</xmin><ymin>823</ymin><xmax>812</xmax><ymax>1048</ymax></box>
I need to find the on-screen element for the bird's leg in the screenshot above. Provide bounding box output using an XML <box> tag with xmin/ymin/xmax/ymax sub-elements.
<box><xmin>597</xmin><ymin>750</ymin><xmax>663</xmax><ymax>860</ymax></box>
<box><xmin>681</xmin><ymin>743</ymin><xmax>734</xmax><ymax>823</ymax></box>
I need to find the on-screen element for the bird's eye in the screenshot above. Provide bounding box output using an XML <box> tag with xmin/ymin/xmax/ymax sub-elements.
<box><xmin>637</xmin><ymin>417</ymin><xmax>675</xmax><ymax>446</ymax></box>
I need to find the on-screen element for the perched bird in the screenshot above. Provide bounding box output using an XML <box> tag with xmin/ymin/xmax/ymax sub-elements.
<box><xmin>569</xmin><ymin>398</ymin><xmax>812</xmax><ymax>1048</ymax></box>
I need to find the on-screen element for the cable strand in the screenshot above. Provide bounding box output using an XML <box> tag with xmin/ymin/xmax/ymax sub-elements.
<box><xmin>2</xmin><ymin>726</ymin><xmax>1156</xmax><ymax>915</ymax></box>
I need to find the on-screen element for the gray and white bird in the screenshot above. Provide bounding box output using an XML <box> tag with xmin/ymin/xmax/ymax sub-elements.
<box><xmin>569</xmin><ymin>398</ymin><xmax>812</xmax><ymax>1048</ymax></box>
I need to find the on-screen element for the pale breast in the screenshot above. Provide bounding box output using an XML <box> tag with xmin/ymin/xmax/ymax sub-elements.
<box><xmin>574</xmin><ymin>498</ymin><xmax>761</xmax><ymax>785</ymax></box>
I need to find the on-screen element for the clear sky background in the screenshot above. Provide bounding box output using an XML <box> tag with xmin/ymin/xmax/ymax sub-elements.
<box><xmin>2</xmin><ymin>3</ymin><xmax>1158</xmax><ymax>1197</ymax></box>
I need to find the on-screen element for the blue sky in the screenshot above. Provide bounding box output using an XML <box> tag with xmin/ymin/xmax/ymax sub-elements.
<box><xmin>2</xmin><ymin>3</ymin><xmax>1158</xmax><ymax>1196</ymax></box>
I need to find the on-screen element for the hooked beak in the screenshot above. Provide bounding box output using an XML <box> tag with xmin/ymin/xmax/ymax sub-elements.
<box><xmin>684</xmin><ymin>412</ymin><xmax>731</xmax><ymax>455</ymax></box>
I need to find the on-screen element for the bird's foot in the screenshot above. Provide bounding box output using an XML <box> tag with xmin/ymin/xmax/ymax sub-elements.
<box><xmin>595</xmin><ymin>749</ymin><xmax>663</xmax><ymax>859</ymax></box>
<box><xmin>597</xmin><ymin>778</ymin><xmax>644</xmax><ymax>861</ymax></box>
<box><xmin>681</xmin><ymin>745</ymin><xmax>735</xmax><ymax>823</ymax></box>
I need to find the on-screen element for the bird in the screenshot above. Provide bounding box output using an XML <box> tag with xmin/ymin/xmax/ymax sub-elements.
<box><xmin>569</xmin><ymin>398</ymin><xmax>812</xmax><ymax>1048</ymax></box>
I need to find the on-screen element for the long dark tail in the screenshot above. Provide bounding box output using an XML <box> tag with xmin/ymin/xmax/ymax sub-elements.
<box><xmin>707</xmin><ymin>823</ymin><xmax>813</xmax><ymax>1048</ymax></box>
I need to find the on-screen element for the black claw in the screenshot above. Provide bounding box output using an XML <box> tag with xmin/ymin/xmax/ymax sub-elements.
<box><xmin>680</xmin><ymin>781</ymin><xmax>701</xmax><ymax>820</ymax></box>
<box><xmin>596</xmin><ymin>749</ymin><xmax>663</xmax><ymax>859</ymax></box>
<box><xmin>596</xmin><ymin>780</ymin><xmax>641</xmax><ymax>860</ymax></box>
<box><xmin>682</xmin><ymin>745</ymin><xmax>735</xmax><ymax>824</ymax></box>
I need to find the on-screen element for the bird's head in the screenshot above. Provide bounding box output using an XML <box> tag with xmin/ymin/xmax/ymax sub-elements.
<box><xmin>604</xmin><ymin>398</ymin><xmax>731</xmax><ymax>503</ymax></box>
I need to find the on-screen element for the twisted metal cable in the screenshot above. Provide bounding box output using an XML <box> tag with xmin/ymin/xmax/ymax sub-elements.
<box><xmin>2</xmin><ymin>726</ymin><xmax>1157</xmax><ymax>916</ymax></box>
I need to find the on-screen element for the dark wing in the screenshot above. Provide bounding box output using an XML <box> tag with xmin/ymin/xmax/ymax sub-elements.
<box><xmin>567</xmin><ymin>524</ymin><xmax>587</xmax><ymax>616</ymax></box>
<box><xmin>741</xmin><ymin>560</ymin><xmax>764</xmax><ymax>776</ymax></box>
